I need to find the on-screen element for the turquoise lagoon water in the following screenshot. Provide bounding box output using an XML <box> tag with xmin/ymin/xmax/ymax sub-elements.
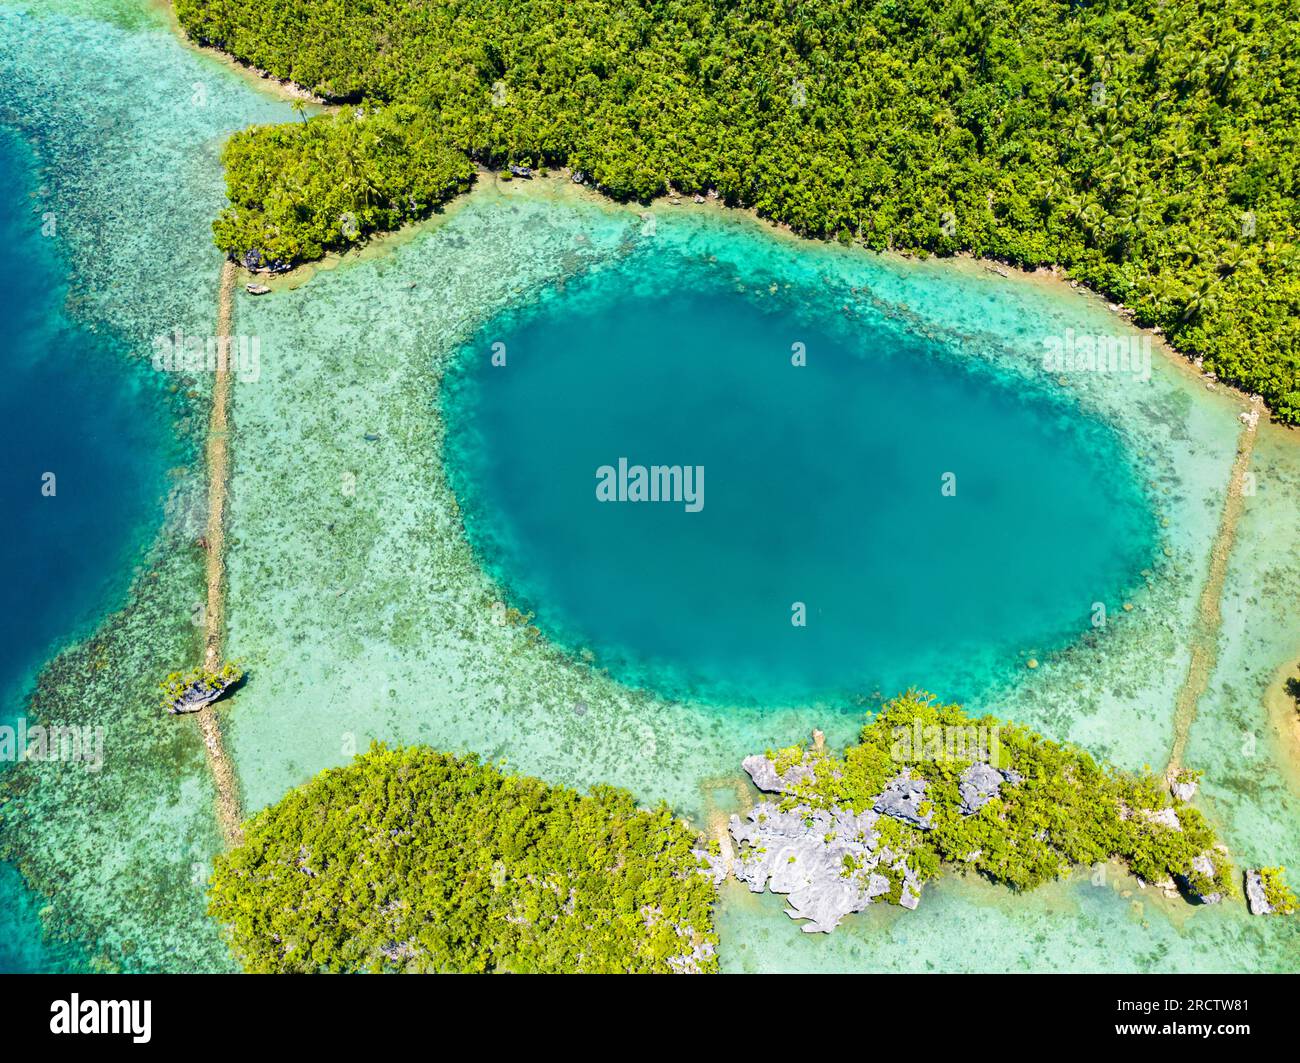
<box><xmin>0</xmin><ymin>126</ymin><xmax>174</xmax><ymax>970</ymax></box>
<box><xmin>2</xmin><ymin>0</ymin><xmax>1298</xmax><ymax>973</ymax></box>
<box><xmin>443</xmin><ymin>250</ymin><xmax>1157</xmax><ymax>706</ymax></box>
<box><xmin>0</xmin><ymin>0</ymin><xmax>294</xmax><ymax>971</ymax></box>
<box><xmin>0</xmin><ymin>126</ymin><xmax>175</xmax><ymax>718</ymax></box>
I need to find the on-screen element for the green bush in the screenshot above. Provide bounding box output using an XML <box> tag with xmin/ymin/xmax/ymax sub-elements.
<box><xmin>207</xmin><ymin>745</ymin><xmax>718</xmax><ymax>972</ymax></box>
<box><xmin>214</xmin><ymin>103</ymin><xmax>475</xmax><ymax>269</ymax></box>
<box><xmin>1259</xmin><ymin>866</ymin><xmax>1298</xmax><ymax>914</ymax></box>
<box><xmin>158</xmin><ymin>661</ymin><xmax>243</xmax><ymax>714</ymax></box>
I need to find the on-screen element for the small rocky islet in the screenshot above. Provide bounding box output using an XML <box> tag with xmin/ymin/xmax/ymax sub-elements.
<box><xmin>699</xmin><ymin>692</ymin><xmax>1283</xmax><ymax>934</ymax></box>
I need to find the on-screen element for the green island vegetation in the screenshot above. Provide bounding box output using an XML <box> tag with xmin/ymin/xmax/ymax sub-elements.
<box><xmin>175</xmin><ymin>0</ymin><xmax>1300</xmax><ymax>419</ymax></box>
<box><xmin>768</xmin><ymin>692</ymin><xmax>1236</xmax><ymax>899</ymax></box>
<box><xmin>206</xmin><ymin>745</ymin><xmax>719</xmax><ymax>973</ymax></box>
<box><xmin>158</xmin><ymin>660</ymin><xmax>243</xmax><ymax>714</ymax></box>
<box><xmin>1257</xmin><ymin>866</ymin><xmax>1299</xmax><ymax>914</ymax></box>
<box><xmin>214</xmin><ymin>103</ymin><xmax>475</xmax><ymax>269</ymax></box>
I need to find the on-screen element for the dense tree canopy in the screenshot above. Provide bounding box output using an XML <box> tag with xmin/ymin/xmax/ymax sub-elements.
<box><xmin>208</xmin><ymin>746</ymin><xmax>718</xmax><ymax>973</ymax></box>
<box><xmin>214</xmin><ymin>103</ymin><xmax>474</xmax><ymax>268</ymax></box>
<box><xmin>177</xmin><ymin>0</ymin><xmax>1300</xmax><ymax>420</ymax></box>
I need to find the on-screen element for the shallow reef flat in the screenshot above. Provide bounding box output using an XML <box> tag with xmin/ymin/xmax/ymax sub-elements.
<box><xmin>0</xmin><ymin>1</ymin><xmax>292</xmax><ymax>970</ymax></box>
<box><xmin>1186</xmin><ymin>426</ymin><xmax>1300</xmax><ymax>871</ymax></box>
<box><xmin>223</xmin><ymin>185</ymin><xmax>830</xmax><ymax>818</ymax></box>
<box><xmin>224</xmin><ymin>178</ymin><xmax>1239</xmax><ymax>803</ymax></box>
<box><xmin>844</xmin><ymin>253</ymin><xmax>1250</xmax><ymax>771</ymax></box>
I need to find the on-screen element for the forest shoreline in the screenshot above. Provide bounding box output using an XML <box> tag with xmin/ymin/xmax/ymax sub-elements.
<box><xmin>161</xmin><ymin>2</ymin><xmax>1290</xmax><ymax>429</ymax></box>
<box><xmin>153</xmin><ymin>0</ymin><xmax>330</xmax><ymax>110</ymax></box>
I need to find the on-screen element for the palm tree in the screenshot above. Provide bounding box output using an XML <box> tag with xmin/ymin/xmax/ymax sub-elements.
<box><xmin>1180</xmin><ymin>275</ymin><xmax>1222</xmax><ymax>323</ymax></box>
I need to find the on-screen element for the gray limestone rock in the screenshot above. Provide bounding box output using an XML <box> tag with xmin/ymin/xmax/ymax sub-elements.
<box><xmin>729</xmin><ymin>801</ymin><xmax>923</xmax><ymax>932</ymax></box>
<box><xmin>899</xmin><ymin>881</ymin><xmax>921</xmax><ymax>910</ymax></box>
<box><xmin>741</xmin><ymin>754</ymin><xmax>784</xmax><ymax>793</ymax></box>
<box><xmin>692</xmin><ymin>847</ymin><xmax>728</xmax><ymax>889</ymax></box>
<box><xmin>873</xmin><ymin>771</ymin><xmax>933</xmax><ymax>830</ymax></box>
<box><xmin>742</xmin><ymin>752</ymin><xmax>817</xmax><ymax>795</ymax></box>
<box><xmin>958</xmin><ymin>762</ymin><xmax>1007</xmax><ymax>815</ymax></box>
<box><xmin>1141</xmin><ymin>806</ymin><xmax>1182</xmax><ymax>831</ymax></box>
<box><xmin>167</xmin><ymin>674</ymin><xmax>238</xmax><ymax>716</ymax></box>
<box><xmin>1177</xmin><ymin>852</ymin><xmax>1224</xmax><ymax>905</ymax></box>
<box><xmin>1244</xmin><ymin>870</ymin><xmax>1274</xmax><ymax>916</ymax></box>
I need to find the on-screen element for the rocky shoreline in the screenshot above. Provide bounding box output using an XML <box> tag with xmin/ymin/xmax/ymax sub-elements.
<box><xmin>700</xmin><ymin>731</ymin><xmax>1288</xmax><ymax>935</ymax></box>
<box><xmin>701</xmin><ymin>742</ymin><xmax>1024</xmax><ymax>933</ymax></box>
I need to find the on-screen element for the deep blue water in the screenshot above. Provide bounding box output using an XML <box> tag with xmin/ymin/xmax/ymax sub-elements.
<box><xmin>0</xmin><ymin>128</ymin><xmax>173</xmax><ymax>970</ymax></box>
<box><xmin>444</xmin><ymin>246</ymin><xmax>1158</xmax><ymax>707</ymax></box>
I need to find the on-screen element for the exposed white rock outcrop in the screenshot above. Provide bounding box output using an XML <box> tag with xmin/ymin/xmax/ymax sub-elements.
<box><xmin>742</xmin><ymin>751</ymin><xmax>822</xmax><ymax>794</ymax></box>
<box><xmin>958</xmin><ymin>762</ymin><xmax>1020</xmax><ymax>815</ymax></box>
<box><xmin>730</xmin><ymin>748</ymin><xmax>1022</xmax><ymax>932</ymax></box>
<box><xmin>1177</xmin><ymin>852</ymin><xmax>1225</xmax><ymax>905</ymax></box>
<box><xmin>873</xmin><ymin>770</ymin><xmax>934</xmax><ymax>829</ymax></box>
<box><xmin>1244</xmin><ymin>870</ymin><xmax>1274</xmax><ymax>915</ymax></box>
<box><xmin>1169</xmin><ymin>769</ymin><xmax>1200</xmax><ymax>802</ymax></box>
<box><xmin>166</xmin><ymin>673</ymin><xmax>239</xmax><ymax>715</ymax></box>
<box><xmin>692</xmin><ymin>846</ymin><xmax>729</xmax><ymax>889</ymax></box>
<box><xmin>1142</xmin><ymin>806</ymin><xmax>1183</xmax><ymax>831</ymax></box>
<box><xmin>728</xmin><ymin>801</ymin><xmax>922</xmax><ymax>932</ymax></box>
